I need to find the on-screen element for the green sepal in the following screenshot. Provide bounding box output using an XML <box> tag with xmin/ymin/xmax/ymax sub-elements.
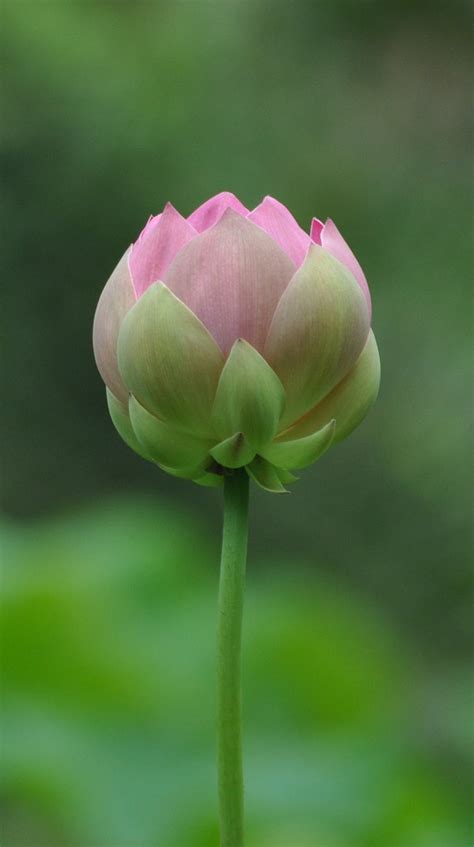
<box><xmin>210</xmin><ymin>432</ymin><xmax>256</xmax><ymax>469</ymax></box>
<box><xmin>262</xmin><ymin>419</ymin><xmax>336</xmax><ymax>469</ymax></box>
<box><xmin>129</xmin><ymin>395</ymin><xmax>212</xmax><ymax>470</ymax></box>
<box><xmin>211</xmin><ymin>339</ymin><xmax>285</xmax><ymax>450</ymax></box>
<box><xmin>275</xmin><ymin>467</ymin><xmax>299</xmax><ymax>485</ymax></box>
<box><xmin>118</xmin><ymin>282</ymin><xmax>224</xmax><ymax>437</ymax></box>
<box><xmin>106</xmin><ymin>388</ymin><xmax>150</xmax><ymax>460</ymax></box>
<box><xmin>246</xmin><ymin>456</ymin><xmax>288</xmax><ymax>493</ymax></box>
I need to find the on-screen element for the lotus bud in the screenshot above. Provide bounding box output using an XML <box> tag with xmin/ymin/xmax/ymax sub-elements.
<box><xmin>93</xmin><ymin>193</ymin><xmax>380</xmax><ymax>492</ymax></box>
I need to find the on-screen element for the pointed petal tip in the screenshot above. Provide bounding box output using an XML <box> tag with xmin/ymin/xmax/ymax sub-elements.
<box><xmin>211</xmin><ymin>338</ymin><xmax>285</xmax><ymax>450</ymax></box>
<box><xmin>310</xmin><ymin>218</ymin><xmax>324</xmax><ymax>244</ymax></box>
<box><xmin>161</xmin><ymin>201</ymin><xmax>197</xmax><ymax>231</ymax></box>
<box><xmin>130</xmin><ymin>204</ymin><xmax>197</xmax><ymax>298</ymax></box>
<box><xmin>210</xmin><ymin>432</ymin><xmax>256</xmax><ymax>469</ymax></box>
<box><xmin>187</xmin><ymin>192</ymin><xmax>249</xmax><ymax>233</ymax></box>
<box><xmin>275</xmin><ymin>467</ymin><xmax>299</xmax><ymax>485</ymax></box>
<box><xmin>246</xmin><ymin>456</ymin><xmax>289</xmax><ymax>493</ymax></box>
<box><xmin>248</xmin><ymin>196</ymin><xmax>310</xmax><ymax>267</ymax></box>
<box><xmin>207</xmin><ymin>190</ymin><xmax>246</xmax><ymax>205</ymax></box>
<box><xmin>135</xmin><ymin>214</ymin><xmax>161</xmax><ymax>244</ymax></box>
<box><xmin>264</xmin><ymin>418</ymin><xmax>336</xmax><ymax>469</ymax></box>
<box><xmin>232</xmin><ymin>336</ymin><xmax>253</xmax><ymax>351</ymax></box>
<box><xmin>211</xmin><ymin>205</ymin><xmax>247</xmax><ymax>227</ymax></box>
<box><xmin>254</xmin><ymin>195</ymin><xmax>290</xmax><ymax>213</ymax></box>
<box><xmin>320</xmin><ymin>218</ymin><xmax>372</xmax><ymax>318</ymax></box>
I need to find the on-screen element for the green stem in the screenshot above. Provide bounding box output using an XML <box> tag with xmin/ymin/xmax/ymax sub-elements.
<box><xmin>217</xmin><ymin>468</ymin><xmax>249</xmax><ymax>847</ymax></box>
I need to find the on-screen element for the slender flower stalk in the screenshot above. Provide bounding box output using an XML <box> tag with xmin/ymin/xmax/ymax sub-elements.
<box><xmin>217</xmin><ymin>469</ymin><xmax>249</xmax><ymax>847</ymax></box>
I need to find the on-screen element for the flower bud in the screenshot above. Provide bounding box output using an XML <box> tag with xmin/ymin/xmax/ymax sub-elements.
<box><xmin>93</xmin><ymin>193</ymin><xmax>380</xmax><ymax>492</ymax></box>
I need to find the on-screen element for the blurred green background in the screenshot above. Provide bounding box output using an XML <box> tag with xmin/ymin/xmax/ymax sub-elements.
<box><xmin>1</xmin><ymin>1</ymin><xmax>472</xmax><ymax>845</ymax></box>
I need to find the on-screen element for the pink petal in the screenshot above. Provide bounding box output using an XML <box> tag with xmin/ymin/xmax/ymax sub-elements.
<box><xmin>187</xmin><ymin>191</ymin><xmax>249</xmax><ymax>233</ymax></box>
<box><xmin>320</xmin><ymin>219</ymin><xmax>372</xmax><ymax>319</ymax></box>
<box><xmin>248</xmin><ymin>196</ymin><xmax>311</xmax><ymax>267</ymax></box>
<box><xmin>92</xmin><ymin>249</ymin><xmax>136</xmax><ymax>404</ymax></box>
<box><xmin>164</xmin><ymin>208</ymin><xmax>295</xmax><ymax>356</ymax></box>
<box><xmin>137</xmin><ymin>213</ymin><xmax>161</xmax><ymax>243</ymax></box>
<box><xmin>129</xmin><ymin>203</ymin><xmax>196</xmax><ymax>298</ymax></box>
<box><xmin>310</xmin><ymin>218</ymin><xmax>324</xmax><ymax>244</ymax></box>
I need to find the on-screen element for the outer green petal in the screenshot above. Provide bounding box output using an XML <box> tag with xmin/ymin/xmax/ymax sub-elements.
<box><xmin>211</xmin><ymin>339</ymin><xmax>285</xmax><ymax>450</ymax></box>
<box><xmin>280</xmin><ymin>330</ymin><xmax>380</xmax><ymax>444</ymax></box>
<box><xmin>161</xmin><ymin>462</ymin><xmax>209</xmax><ymax>480</ymax></box>
<box><xmin>193</xmin><ymin>471</ymin><xmax>224</xmax><ymax>488</ymax></box>
<box><xmin>264</xmin><ymin>244</ymin><xmax>370</xmax><ymax>429</ymax></box>
<box><xmin>160</xmin><ymin>463</ymin><xmax>223</xmax><ymax>487</ymax></box>
<box><xmin>106</xmin><ymin>388</ymin><xmax>150</xmax><ymax>460</ymax></box>
<box><xmin>262</xmin><ymin>419</ymin><xmax>335</xmax><ymax>470</ymax></box>
<box><xmin>93</xmin><ymin>250</ymin><xmax>136</xmax><ymax>405</ymax></box>
<box><xmin>210</xmin><ymin>432</ymin><xmax>256</xmax><ymax>469</ymax></box>
<box><xmin>129</xmin><ymin>396</ymin><xmax>212</xmax><ymax>469</ymax></box>
<box><xmin>246</xmin><ymin>456</ymin><xmax>288</xmax><ymax>493</ymax></box>
<box><xmin>118</xmin><ymin>282</ymin><xmax>224</xmax><ymax>437</ymax></box>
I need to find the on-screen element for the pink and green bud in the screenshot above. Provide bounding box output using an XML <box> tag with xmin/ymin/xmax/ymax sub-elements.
<box><xmin>93</xmin><ymin>193</ymin><xmax>380</xmax><ymax>492</ymax></box>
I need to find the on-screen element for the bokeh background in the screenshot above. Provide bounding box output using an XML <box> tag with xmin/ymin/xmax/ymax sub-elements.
<box><xmin>1</xmin><ymin>1</ymin><xmax>472</xmax><ymax>845</ymax></box>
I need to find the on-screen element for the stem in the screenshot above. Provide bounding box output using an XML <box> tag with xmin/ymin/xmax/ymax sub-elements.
<box><xmin>217</xmin><ymin>468</ymin><xmax>249</xmax><ymax>847</ymax></box>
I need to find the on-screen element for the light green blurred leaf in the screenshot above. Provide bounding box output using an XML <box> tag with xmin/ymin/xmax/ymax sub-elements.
<box><xmin>1</xmin><ymin>499</ymin><xmax>471</xmax><ymax>846</ymax></box>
